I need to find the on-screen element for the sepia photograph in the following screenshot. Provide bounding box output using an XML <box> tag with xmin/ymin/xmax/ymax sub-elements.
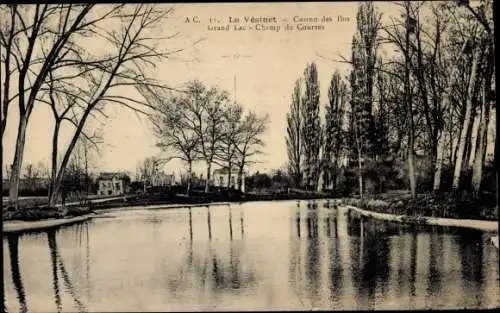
<box><xmin>1</xmin><ymin>1</ymin><xmax>498</xmax><ymax>311</ymax></box>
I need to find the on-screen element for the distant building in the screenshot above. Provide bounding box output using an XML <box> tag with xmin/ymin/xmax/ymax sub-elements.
<box><xmin>97</xmin><ymin>172</ymin><xmax>131</xmax><ymax>196</ymax></box>
<box><xmin>151</xmin><ymin>172</ymin><xmax>176</xmax><ymax>187</ymax></box>
<box><xmin>213</xmin><ymin>167</ymin><xmax>246</xmax><ymax>192</ymax></box>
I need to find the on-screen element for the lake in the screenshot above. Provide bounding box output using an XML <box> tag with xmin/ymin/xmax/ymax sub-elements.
<box><xmin>3</xmin><ymin>200</ymin><xmax>500</xmax><ymax>311</ymax></box>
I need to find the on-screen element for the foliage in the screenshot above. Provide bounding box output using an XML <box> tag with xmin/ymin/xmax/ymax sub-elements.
<box><xmin>300</xmin><ymin>63</ymin><xmax>322</xmax><ymax>191</ymax></box>
<box><xmin>286</xmin><ymin>79</ymin><xmax>303</xmax><ymax>187</ymax></box>
<box><xmin>285</xmin><ymin>1</ymin><xmax>496</xmax><ymax>207</ymax></box>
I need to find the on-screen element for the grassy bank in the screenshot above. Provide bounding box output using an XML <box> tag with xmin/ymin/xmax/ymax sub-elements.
<box><xmin>2</xmin><ymin>191</ymin><xmax>331</xmax><ymax>221</ymax></box>
<box><xmin>3</xmin><ymin>206</ymin><xmax>94</xmax><ymax>221</ymax></box>
<box><xmin>3</xmin><ymin>189</ymin><xmax>497</xmax><ymax>222</ymax></box>
<box><xmin>337</xmin><ymin>190</ymin><xmax>498</xmax><ymax>221</ymax></box>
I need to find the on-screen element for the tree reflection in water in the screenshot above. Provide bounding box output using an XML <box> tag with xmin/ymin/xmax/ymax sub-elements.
<box><xmin>426</xmin><ymin>226</ymin><xmax>444</xmax><ymax>302</ymax></box>
<box><xmin>7</xmin><ymin>234</ymin><xmax>28</xmax><ymax>313</ymax></box>
<box><xmin>6</xmin><ymin>223</ymin><xmax>89</xmax><ymax>313</ymax></box>
<box><xmin>457</xmin><ymin>229</ymin><xmax>485</xmax><ymax>307</ymax></box>
<box><xmin>207</xmin><ymin>206</ymin><xmax>212</xmax><ymax>241</ymax></box>
<box><xmin>328</xmin><ymin>209</ymin><xmax>344</xmax><ymax>305</ymax></box>
<box><xmin>166</xmin><ymin>206</ymin><xmax>257</xmax><ymax>298</ymax></box>
<box><xmin>47</xmin><ymin>231</ymin><xmax>62</xmax><ymax>313</ymax></box>
<box><xmin>240</xmin><ymin>210</ymin><xmax>244</xmax><ymax>238</ymax></box>
<box><xmin>189</xmin><ymin>207</ymin><xmax>194</xmax><ymax>242</ymax></box>
<box><xmin>347</xmin><ymin>215</ymin><xmax>392</xmax><ymax>310</ymax></box>
<box><xmin>228</xmin><ymin>206</ymin><xmax>233</xmax><ymax>241</ymax></box>
<box><xmin>288</xmin><ymin>207</ymin><xmax>303</xmax><ymax>303</ymax></box>
<box><xmin>305</xmin><ymin>209</ymin><xmax>321</xmax><ymax>304</ymax></box>
<box><xmin>46</xmin><ymin>228</ymin><xmax>87</xmax><ymax>313</ymax></box>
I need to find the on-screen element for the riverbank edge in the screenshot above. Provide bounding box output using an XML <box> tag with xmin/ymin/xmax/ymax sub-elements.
<box><xmin>3</xmin><ymin>198</ymin><xmax>498</xmax><ymax>237</ymax></box>
<box><xmin>3</xmin><ymin>214</ymin><xmax>94</xmax><ymax>234</ymax></box>
<box><xmin>2</xmin><ymin>201</ymin><xmax>237</xmax><ymax>234</ymax></box>
<box><xmin>341</xmin><ymin>204</ymin><xmax>499</xmax><ymax>232</ymax></box>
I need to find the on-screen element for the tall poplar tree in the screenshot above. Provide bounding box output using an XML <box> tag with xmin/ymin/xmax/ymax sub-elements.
<box><xmin>300</xmin><ymin>63</ymin><xmax>322</xmax><ymax>191</ymax></box>
<box><xmin>286</xmin><ymin>79</ymin><xmax>303</xmax><ymax>187</ymax></box>
<box><xmin>323</xmin><ymin>70</ymin><xmax>346</xmax><ymax>191</ymax></box>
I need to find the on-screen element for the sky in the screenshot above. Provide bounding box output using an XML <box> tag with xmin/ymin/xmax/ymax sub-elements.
<box><xmin>6</xmin><ymin>2</ymin><xmax>492</xmax><ymax>180</ymax></box>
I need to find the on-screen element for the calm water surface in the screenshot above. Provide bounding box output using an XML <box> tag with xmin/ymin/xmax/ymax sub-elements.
<box><xmin>3</xmin><ymin>200</ymin><xmax>500</xmax><ymax>311</ymax></box>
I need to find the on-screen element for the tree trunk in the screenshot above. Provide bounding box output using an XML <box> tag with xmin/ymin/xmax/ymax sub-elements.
<box><xmin>237</xmin><ymin>165</ymin><xmax>244</xmax><ymax>192</ymax></box>
<box><xmin>405</xmin><ymin>17</ymin><xmax>416</xmax><ymax>199</ymax></box>
<box><xmin>357</xmin><ymin>152</ymin><xmax>363</xmax><ymax>199</ymax></box>
<box><xmin>227</xmin><ymin>162</ymin><xmax>232</xmax><ymax>189</ymax></box>
<box><xmin>49</xmin><ymin>120</ymin><xmax>61</xmax><ymax>202</ymax></box>
<box><xmin>433</xmin><ymin>131</ymin><xmax>447</xmax><ymax>193</ymax></box>
<box><xmin>407</xmin><ymin>137</ymin><xmax>417</xmax><ymax>198</ymax></box>
<box><xmin>433</xmin><ymin>41</ymin><xmax>469</xmax><ymax>193</ymax></box>
<box><xmin>452</xmin><ymin>46</ymin><xmax>480</xmax><ymax>191</ymax></box>
<box><xmin>204</xmin><ymin>162</ymin><xmax>212</xmax><ymax>193</ymax></box>
<box><xmin>471</xmin><ymin>80</ymin><xmax>489</xmax><ymax>198</ymax></box>
<box><xmin>330</xmin><ymin>159</ymin><xmax>338</xmax><ymax>192</ymax></box>
<box><xmin>462</xmin><ymin>111</ymin><xmax>475</xmax><ymax>171</ymax></box>
<box><xmin>8</xmin><ymin>116</ymin><xmax>29</xmax><ymax>209</ymax></box>
<box><xmin>49</xmin><ymin>110</ymin><xmax>92</xmax><ymax>207</ymax></box>
<box><xmin>448</xmin><ymin>120</ymin><xmax>455</xmax><ymax>166</ymax></box>
<box><xmin>186</xmin><ymin>160</ymin><xmax>192</xmax><ymax>196</ymax></box>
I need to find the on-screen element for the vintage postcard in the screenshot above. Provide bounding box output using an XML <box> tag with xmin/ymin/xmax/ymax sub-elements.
<box><xmin>2</xmin><ymin>1</ymin><xmax>498</xmax><ymax>312</ymax></box>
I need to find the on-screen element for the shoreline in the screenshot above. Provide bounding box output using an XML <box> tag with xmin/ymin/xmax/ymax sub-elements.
<box><xmin>341</xmin><ymin>205</ymin><xmax>499</xmax><ymax>233</ymax></box>
<box><xmin>3</xmin><ymin>198</ymin><xmax>498</xmax><ymax>236</ymax></box>
<box><xmin>3</xmin><ymin>214</ymin><xmax>94</xmax><ymax>234</ymax></box>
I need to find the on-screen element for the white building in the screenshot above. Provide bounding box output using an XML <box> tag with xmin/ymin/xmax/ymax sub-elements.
<box><xmin>151</xmin><ymin>172</ymin><xmax>176</xmax><ymax>187</ymax></box>
<box><xmin>213</xmin><ymin>167</ymin><xmax>246</xmax><ymax>192</ymax></box>
<box><xmin>97</xmin><ymin>172</ymin><xmax>130</xmax><ymax>196</ymax></box>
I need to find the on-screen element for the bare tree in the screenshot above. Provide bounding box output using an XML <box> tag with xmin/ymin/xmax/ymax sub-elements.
<box><xmin>180</xmin><ymin>81</ymin><xmax>228</xmax><ymax>193</ymax></box>
<box><xmin>234</xmin><ymin>111</ymin><xmax>269</xmax><ymax>191</ymax></box>
<box><xmin>452</xmin><ymin>34</ymin><xmax>481</xmax><ymax>191</ymax></box>
<box><xmin>432</xmin><ymin>38</ymin><xmax>470</xmax><ymax>193</ymax></box>
<box><xmin>136</xmin><ymin>156</ymin><xmax>171</xmax><ymax>191</ymax></box>
<box><xmin>217</xmin><ymin>102</ymin><xmax>243</xmax><ymax>189</ymax></box>
<box><xmin>44</xmin><ymin>68</ymin><xmax>103</xmax><ymax>200</ymax></box>
<box><xmin>471</xmin><ymin>35</ymin><xmax>494</xmax><ymax>198</ymax></box>
<box><xmin>148</xmin><ymin>88</ymin><xmax>201</xmax><ymax>195</ymax></box>
<box><xmin>44</xmin><ymin>4</ymin><xmax>178</xmax><ymax>207</ymax></box>
<box><xmin>1</xmin><ymin>4</ymin><xmax>125</xmax><ymax>208</ymax></box>
<box><xmin>22</xmin><ymin>163</ymin><xmax>40</xmax><ymax>192</ymax></box>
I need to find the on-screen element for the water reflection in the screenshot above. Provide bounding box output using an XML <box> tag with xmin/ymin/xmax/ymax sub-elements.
<box><xmin>426</xmin><ymin>228</ymin><xmax>443</xmax><ymax>299</ymax></box>
<box><xmin>229</xmin><ymin>206</ymin><xmax>233</xmax><ymax>241</ymax></box>
<box><xmin>3</xmin><ymin>201</ymin><xmax>500</xmax><ymax>311</ymax></box>
<box><xmin>207</xmin><ymin>206</ymin><xmax>212</xmax><ymax>241</ymax></box>
<box><xmin>47</xmin><ymin>231</ymin><xmax>62</xmax><ymax>312</ymax></box>
<box><xmin>7</xmin><ymin>234</ymin><xmax>28</xmax><ymax>313</ymax></box>
<box><xmin>305</xmin><ymin>209</ymin><xmax>321</xmax><ymax>304</ymax></box>
<box><xmin>167</xmin><ymin>207</ymin><xmax>256</xmax><ymax>298</ymax></box>
<box><xmin>47</xmin><ymin>228</ymin><xmax>87</xmax><ymax>313</ymax></box>
<box><xmin>457</xmin><ymin>230</ymin><xmax>485</xmax><ymax>307</ymax></box>
<box><xmin>328</xmin><ymin>215</ymin><xmax>343</xmax><ymax>305</ymax></box>
<box><xmin>240</xmin><ymin>210</ymin><xmax>244</xmax><ymax>238</ymax></box>
<box><xmin>188</xmin><ymin>207</ymin><xmax>193</xmax><ymax>242</ymax></box>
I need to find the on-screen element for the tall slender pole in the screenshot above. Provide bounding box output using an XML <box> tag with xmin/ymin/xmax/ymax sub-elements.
<box><xmin>234</xmin><ymin>74</ymin><xmax>237</xmax><ymax>104</ymax></box>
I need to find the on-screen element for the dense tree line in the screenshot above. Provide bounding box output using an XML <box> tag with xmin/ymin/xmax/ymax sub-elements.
<box><xmin>286</xmin><ymin>1</ymin><xmax>495</xmax><ymax>200</ymax></box>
